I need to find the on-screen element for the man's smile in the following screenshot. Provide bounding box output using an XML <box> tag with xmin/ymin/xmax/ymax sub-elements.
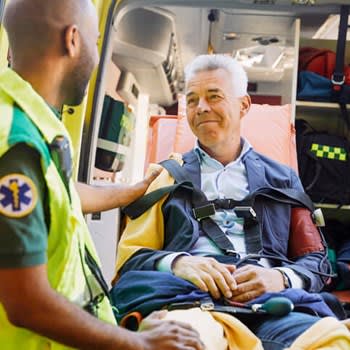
<box><xmin>196</xmin><ymin>119</ymin><xmax>219</xmax><ymax>127</ymax></box>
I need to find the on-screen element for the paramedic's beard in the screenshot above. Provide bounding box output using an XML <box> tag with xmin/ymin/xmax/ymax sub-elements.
<box><xmin>64</xmin><ymin>80</ymin><xmax>89</xmax><ymax>106</ymax></box>
<box><xmin>67</xmin><ymin>37</ymin><xmax>96</xmax><ymax>106</ymax></box>
<box><xmin>65</xmin><ymin>62</ymin><xmax>93</xmax><ymax>106</ymax></box>
<box><xmin>60</xmin><ymin>63</ymin><xmax>91</xmax><ymax>106</ymax></box>
<box><xmin>70</xmin><ymin>54</ymin><xmax>93</xmax><ymax>105</ymax></box>
<box><xmin>73</xmin><ymin>79</ymin><xmax>90</xmax><ymax>106</ymax></box>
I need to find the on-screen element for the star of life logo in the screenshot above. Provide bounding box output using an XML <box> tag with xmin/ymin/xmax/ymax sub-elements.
<box><xmin>0</xmin><ymin>174</ymin><xmax>38</xmax><ymax>218</ymax></box>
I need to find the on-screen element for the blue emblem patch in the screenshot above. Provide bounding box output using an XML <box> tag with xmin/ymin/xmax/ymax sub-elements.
<box><xmin>0</xmin><ymin>174</ymin><xmax>38</xmax><ymax>218</ymax></box>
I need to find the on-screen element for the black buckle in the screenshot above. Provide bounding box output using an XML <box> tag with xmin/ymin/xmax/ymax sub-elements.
<box><xmin>234</xmin><ymin>206</ymin><xmax>257</xmax><ymax>219</ymax></box>
<box><xmin>192</xmin><ymin>203</ymin><xmax>216</xmax><ymax>220</ymax></box>
<box><xmin>213</xmin><ymin>198</ymin><xmax>237</xmax><ymax>210</ymax></box>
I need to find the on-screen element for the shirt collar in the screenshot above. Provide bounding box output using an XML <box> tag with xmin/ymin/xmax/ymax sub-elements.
<box><xmin>194</xmin><ymin>138</ymin><xmax>252</xmax><ymax>168</ymax></box>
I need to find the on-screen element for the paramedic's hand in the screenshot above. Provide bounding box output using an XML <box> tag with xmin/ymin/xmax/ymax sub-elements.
<box><xmin>118</xmin><ymin>169</ymin><xmax>162</xmax><ymax>206</ymax></box>
<box><xmin>172</xmin><ymin>256</ymin><xmax>237</xmax><ymax>299</ymax></box>
<box><xmin>230</xmin><ymin>265</ymin><xmax>285</xmax><ymax>303</ymax></box>
<box><xmin>76</xmin><ymin>169</ymin><xmax>161</xmax><ymax>214</ymax></box>
<box><xmin>137</xmin><ymin>310</ymin><xmax>205</xmax><ymax>350</ymax></box>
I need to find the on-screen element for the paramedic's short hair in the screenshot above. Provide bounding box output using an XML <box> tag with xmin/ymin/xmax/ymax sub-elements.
<box><xmin>184</xmin><ymin>54</ymin><xmax>248</xmax><ymax>97</ymax></box>
<box><xmin>3</xmin><ymin>0</ymin><xmax>89</xmax><ymax>57</ymax></box>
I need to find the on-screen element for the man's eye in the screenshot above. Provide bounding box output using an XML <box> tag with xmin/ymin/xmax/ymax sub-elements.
<box><xmin>187</xmin><ymin>98</ymin><xmax>198</xmax><ymax>106</ymax></box>
<box><xmin>209</xmin><ymin>94</ymin><xmax>220</xmax><ymax>100</ymax></box>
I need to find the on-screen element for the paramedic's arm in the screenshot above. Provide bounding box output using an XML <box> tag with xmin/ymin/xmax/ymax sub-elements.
<box><xmin>76</xmin><ymin>169</ymin><xmax>161</xmax><ymax>214</ymax></box>
<box><xmin>0</xmin><ymin>265</ymin><xmax>204</xmax><ymax>350</ymax></box>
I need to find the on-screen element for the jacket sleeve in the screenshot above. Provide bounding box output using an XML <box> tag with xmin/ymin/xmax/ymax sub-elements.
<box><xmin>283</xmin><ymin>170</ymin><xmax>331</xmax><ymax>292</ymax></box>
<box><xmin>114</xmin><ymin>163</ymin><xmax>178</xmax><ymax>279</ymax></box>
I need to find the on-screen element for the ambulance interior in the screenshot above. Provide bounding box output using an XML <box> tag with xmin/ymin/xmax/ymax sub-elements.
<box><xmin>79</xmin><ymin>1</ymin><xmax>350</xmax><ymax>306</ymax></box>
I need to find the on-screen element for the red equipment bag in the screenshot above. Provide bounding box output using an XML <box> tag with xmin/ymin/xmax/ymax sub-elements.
<box><xmin>298</xmin><ymin>47</ymin><xmax>350</xmax><ymax>85</ymax></box>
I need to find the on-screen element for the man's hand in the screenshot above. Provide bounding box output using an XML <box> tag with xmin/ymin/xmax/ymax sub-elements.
<box><xmin>137</xmin><ymin>310</ymin><xmax>205</xmax><ymax>350</ymax></box>
<box><xmin>172</xmin><ymin>256</ymin><xmax>236</xmax><ymax>299</ymax></box>
<box><xmin>230</xmin><ymin>265</ymin><xmax>285</xmax><ymax>302</ymax></box>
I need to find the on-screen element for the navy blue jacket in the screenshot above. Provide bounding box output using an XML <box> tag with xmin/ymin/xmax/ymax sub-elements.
<box><xmin>119</xmin><ymin>149</ymin><xmax>330</xmax><ymax>292</ymax></box>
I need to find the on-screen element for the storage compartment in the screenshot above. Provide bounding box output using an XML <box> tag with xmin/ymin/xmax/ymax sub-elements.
<box><xmin>113</xmin><ymin>7</ymin><xmax>183</xmax><ymax>106</ymax></box>
<box><xmin>95</xmin><ymin>96</ymin><xmax>135</xmax><ymax>172</ymax></box>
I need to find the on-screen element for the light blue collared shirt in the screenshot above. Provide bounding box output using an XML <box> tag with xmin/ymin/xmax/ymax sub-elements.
<box><xmin>190</xmin><ymin>139</ymin><xmax>251</xmax><ymax>256</ymax></box>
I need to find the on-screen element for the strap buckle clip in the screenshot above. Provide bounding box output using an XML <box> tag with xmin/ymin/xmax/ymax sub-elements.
<box><xmin>192</xmin><ymin>203</ymin><xmax>216</xmax><ymax>221</ymax></box>
<box><xmin>224</xmin><ymin>250</ymin><xmax>240</xmax><ymax>258</ymax></box>
<box><xmin>234</xmin><ymin>206</ymin><xmax>257</xmax><ymax>219</ymax></box>
<box><xmin>200</xmin><ymin>298</ymin><xmax>215</xmax><ymax>311</ymax></box>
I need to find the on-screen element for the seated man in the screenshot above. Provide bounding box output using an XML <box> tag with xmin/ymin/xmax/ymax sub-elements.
<box><xmin>113</xmin><ymin>54</ymin><xmax>340</xmax><ymax>350</ymax></box>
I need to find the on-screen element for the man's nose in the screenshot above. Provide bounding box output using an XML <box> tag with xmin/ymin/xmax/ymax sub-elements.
<box><xmin>197</xmin><ymin>97</ymin><xmax>210</xmax><ymax>113</ymax></box>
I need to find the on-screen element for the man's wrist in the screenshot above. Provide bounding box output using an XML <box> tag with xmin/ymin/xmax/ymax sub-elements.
<box><xmin>275</xmin><ymin>268</ymin><xmax>291</xmax><ymax>289</ymax></box>
<box><xmin>156</xmin><ymin>253</ymin><xmax>190</xmax><ymax>273</ymax></box>
<box><xmin>274</xmin><ymin>267</ymin><xmax>305</xmax><ymax>289</ymax></box>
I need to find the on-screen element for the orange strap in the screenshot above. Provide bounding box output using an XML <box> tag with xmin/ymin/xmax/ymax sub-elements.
<box><xmin>119</xmin><ymin>311</ymin><xmax>143</xmax><ymax>330</ymax></box>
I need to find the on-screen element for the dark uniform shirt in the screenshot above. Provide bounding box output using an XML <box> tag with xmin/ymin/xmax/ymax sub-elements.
<box><xmin>0</xmin><ymin>106</ymin><xmax>60</xmax><ymax>268</ymax></box>
<box><xmin>0</xmin><ymin>143</ymin><xmax>48</xmax><ymax>267</ymax></box>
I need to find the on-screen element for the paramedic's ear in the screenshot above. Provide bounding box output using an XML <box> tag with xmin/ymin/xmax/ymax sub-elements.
<box><xmin>64</xmin><ymin>24</ymin><xmax>80</xmax><ymax>57</ymax></box>
<box><xmin>239</xmin><ymin>95</ymin><xmax>251</xmax><ymax>119</ymax></box>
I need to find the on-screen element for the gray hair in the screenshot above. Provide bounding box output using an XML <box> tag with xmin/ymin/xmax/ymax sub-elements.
<box><xmin>184</xmin><ymin>54</ymin><xmax>248</xmax><ymax>97</ymax></box>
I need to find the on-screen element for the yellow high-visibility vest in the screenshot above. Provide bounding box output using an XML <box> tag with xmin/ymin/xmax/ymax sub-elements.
<box><xmin>0</xmin><ymin>68</ymin><xmax>116</xmax><ymax>350</ymax></box>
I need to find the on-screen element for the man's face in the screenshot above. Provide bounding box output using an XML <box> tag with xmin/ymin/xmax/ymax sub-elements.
<box><xmin>186</xmin><ymin>68</ymin><xmax>245</xmax><ymax>150</ymax></box>
<box><xmin>67</xmin><ymin>3</ymin><xmax>100</xmax><ymax>106</ymax></box>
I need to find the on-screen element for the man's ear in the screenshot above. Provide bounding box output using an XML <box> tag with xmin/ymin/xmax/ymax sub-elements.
<box><xmin>64</xmin><ymin>24</ymin><xmax>80</xmax><ymax>57</ymax></box>
<box><xmin>239</xmin><ymin>95</ymin><xmax>251</xmax><ymax>119</ymax></box>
